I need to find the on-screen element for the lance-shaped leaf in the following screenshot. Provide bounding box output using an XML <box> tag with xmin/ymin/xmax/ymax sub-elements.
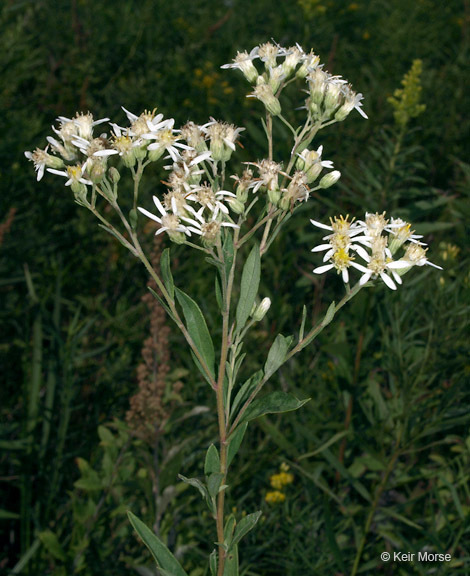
<box><xmin>230</xmin><ymin>511</ymin><xmax>262</xmax><ymax>549</ymax></box>
<box><xmin>227</xmin><ymin>423</ymin><xmax>247</xmax><ymax>469</ymax></box>
<box><xmin>160</xmin><ymin>248</ymin><xmax>175</xmax><ymax>300</ymax></box>
<box><xmin>241</xmin><ymin>391</ymin><xmax>310</xmax><ymax>423</ymax></box>
<box><xmin>204</xmin><ymin>444</ymin><xmax>220</xmax><ymax>476</ymax></box>
<box><xmin>231</xmin><ymin>370</ymin><xmax>263</xmax><ymax>418</ymax></box>
<box><xmin>223</xmin><ymin>544</ymin><xmax>239</xmax><ymax>576</ymax></box>
<box><xmin>236</xmin><ymin>243</ymin><xmax>260</xmax><ymax>330</ymax></box>
<box><xmin>209</xmin><ymin>549</ymin><xmax>217</xmax><ymax>576</ymax></box>
<box><xmin>127</xmin><ymin>511</ymin><xmax>188</xmax><ymax>576</ymax></box>
<box><xmin>264</xmin><ymin>334</ymin><xmax>293</xmax><ymax>379</ymax></box>
<box><xmin>175</xmin><ymin>287</ymin><xmax>215</xmax><ymax>379</ymax></box>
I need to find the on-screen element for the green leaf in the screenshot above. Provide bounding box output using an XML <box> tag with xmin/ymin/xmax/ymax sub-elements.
<box><xmin>0</xmin><ymin>509</ymin><xmax>20</xmax><ymax>519</ymax></box>
<box><xmin>322</xmin><ymin>301</ymin><xmax>335</xmax><ymax>327</ymax></box>
<box><xmin>38</xmin><ymin>530</ymin><xmax>66</xmax><ymax>562</ymax></box>
<box><xmin>207</xmin><ymin>473</ymin><xmax>224</xmax><ymax>498</ymax></box>
<box><xmin>215</xmin><ymin>275</ymin><xmax>223</xmax><ymax>311</ymax></box>
<box><xmin>241</xmin><ymin>391</ymin><xmax>310</xmax><ymax>423</ymax></box>
<box><xmin>74</xmin><ymin>476</ymin><xmax>103</xmax><ymax>491</ymax></box>
<box><xmin>175</xmin><ymin>287</ymin><xmax>215</xmax><ymax>378</ymax></box>
<box><xmin>204</xmin><ymin>444</ymin><xmax>220</xmax><ymax>476</ymax></box>
<box><xmin>298</xmin><ymin>431</ymin><xmax>349</xmax><ymax>460</ymax></box>
<box><xmin>129</xmin><ymin>208</ymin><xmax>138</xmax><ymax>229</ymax></box>
<box><xmin>178</xmin><ymin>475</ymin><xmax>209</xmax><ymax>500</ymax></box>
<box><xmin>231</xmin><ymin>370</ymin><xmax>263</xmax><ymax>418</ymax></box>
<box><xmin>127</xmin><ymin>511</ymin><xmax>188</xmax><ymax>576</ymax></box>
<box><xmin>299</xmin><ymin>305</ymin><xmax>307</xmax><ymax>341</ymax></box>
<box><xmin>227</xmin><ymin>423</ymin><xmax>247</xmax><ymax>469</ymax></box>
<box><xmin>264</xmin><ymin>334</ymin><xmax>293</xmax><ymax>379</ymax></box>
<box><xmin>236</xmin><ymin>243</ymin><xmax>260</xmax><ymax>330</ymax></box>
<box><xmin>223</xmin><ymin>514</ymin><xmax>237</xmax><ymax>549</ymax></box>
<box><xmin>209</xmin><ymin>550</ymin><xmax>217</xmax><ymax>576</ymax></box>
<box><xmin>222</xmin><ymin>228</ymin><xmax>234</xmax><ymax>280</ymax></box>
<box><xmin>230</xmin><ymin>511</ymin><xmax>262</xmax><ymax>549</ymax></box>
<box><xmin>148</xmin><ymin>287</ymin><xmax>176</xmax><ymax>322</ymax></box>
<box><xmin>161</xmin><ymin>248</ymin><xmax>175</xmax><ymax>300</ymax></box>
<box><xmin>97</xmin><ymin>425</ymin><xmax>114</xmax><ymax>445</ymax></box>
<box><xmin>223</xmin><ymin>545</ymin><xmax>239</xmax><ymax>576</ymax></box>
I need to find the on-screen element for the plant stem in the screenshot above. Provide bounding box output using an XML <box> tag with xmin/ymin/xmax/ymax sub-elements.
<box><xmin>350</xmin><ymin>427</ymin><xmax>403</xmax><ymax>576</ymax></box>
<box><xmin>216</xmin><ymin>226</ymin><xmax>240</xmax><ymax>576</ymax></box>
<box><xmin>229</xmin><ymin>283</ymin><xmax>365</xmax><ymax>436</ymax></box>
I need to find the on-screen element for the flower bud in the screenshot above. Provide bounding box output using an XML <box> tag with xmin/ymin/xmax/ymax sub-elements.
<box><xmin>229</xmin><ymin>198</ymin><xmax>245</xmax><ymax>214</ymax></box>
<box><xmin>88</xmin><ymin>158</ymin><xmax>107</xmax><ymax>183</ymax></box>
<box><xmin>252</xmin><ymin>84</ymin><xmax>282</xmax><ymax>116</ymax></box>
<box><xmin>319</xmin><ymin>170</ymin><xmax>341</xmax><ymax>189</ymax></box>
<box><xmin>108</xmin><ymin>166</ymin><xmax>121</xmax><ymax>183</ymax></box>
<box><xmin>133</xmin><ymin>144</ymin><xmax>147</xmax><ymax>160</ymax></box>
<box><xmin>147</xmin><ymin>145</ymin><xmax>165</xmax><ymax>163</ymax></box>
<box><xmin>167</xmin><ymin>230</ymin><xmax>186</xmax><ymax>245</ymax></box>
<box><xmin>252</xmin><ymin>297</ymin><xmax>271</xmax><ymax>321</ymax></box>
<box><xmin>268</xmin><ymin>188</ymin><xmax>281</xmax><ymax>206</ymax></box>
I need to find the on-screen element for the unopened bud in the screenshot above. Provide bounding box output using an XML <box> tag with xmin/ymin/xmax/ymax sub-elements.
<box><xmin>268</xmin><ymin>188</ymin><xmax>281</xmax><ymax>206</ymax></box>
<box><xmin>108</xmin><ymin>166</ymin><xmax>121</xmax><ymax>183</ymax></box>
<box><xmin>252</xmin><ymin>297</ymin><xmax>271</xmax><ymax>321</ymax></box>
<box><xmin>229</xmin><ymin>198</ymin><xmax>245</xmax><ymax>214</ymax></box>
<box><xmin>319</xmin><ymin>170</ymin><xmax>341</xmax><ymax>189</ymax></box>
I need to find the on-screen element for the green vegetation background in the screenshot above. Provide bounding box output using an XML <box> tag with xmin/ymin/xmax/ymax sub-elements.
<box><xmin>1</xmin><ymin>0</ymin><xmax>469</xmax><ymax>574</ymax></box>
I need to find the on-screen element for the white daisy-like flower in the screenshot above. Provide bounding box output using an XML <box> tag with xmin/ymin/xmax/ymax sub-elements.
<box><xmin>245</xmin><ymin>159</ymin><xmax>284</xmax><ymax>193</ymax></box>
<box><xmin>386</xmin><ymin>217</ymin><xmax>425</xmax><ymax>255</ymax></box>
<box><xmin>121</xmin><ymin>107</ymin><xmax>167</xmax><ymax>138</ymax></box>
<box><xmin>185</xmin><ymin>183</ymin><xmax>236</xmax><ymax>215</ymax></box>
<box><xmin>24</xmin><ymin>146</ymin><xmax>63</xmax><ymax>181</ymax></box>
<box><xmin>180</xmin><ymin>204</ymin><xmax>238</xmax><ymax>245</ymax></box>
<box><xmin>141</xmin><ymin>118</ymin><xmax>192</xmax><ymax>162</ymax></box>
<box><xmin>221</xmin><ymin>47</ymin><xmax>260</xmax><ymax>83</ymax></box>
<box><xmin>137</xmin><ymin>195</ymin><xmax>191</xmax><ymax>237</ymax></box>
<box><xmin>311</xmin><ymin>215</ymin><xmax>370</xmax><ymax>284</ymax></box>
<box><xmin>91</xmin><ymin>123</ymin><xmax>135</xmax><ymax>158</ymax></box>
<box><xmin>47</xmin><ymin>163</ymin><xmax>92</xmax><ymax>187</ymax></box>
<box><xmin>356</xmin><ymin>236</ymin><xmax>409</xmax><ymax>290</ymax></box>
<box><xmin>296</xmin><ymin>145</ymin><xmax>334</xmax><ymax>183</ymax></box>
<box><xmin>201</xmin><ymin>119</ymin><xmax>245</xmax><ymax>162</ymax></box>
<box><xmin>402</xmin><ymin>244</ymin><xmax>443</xmax><ymax>270</ymax></box>
<box><xmin>56</xmin><ymin>112</ymin><xmax>109</xmax><ymax>141</ymax></box>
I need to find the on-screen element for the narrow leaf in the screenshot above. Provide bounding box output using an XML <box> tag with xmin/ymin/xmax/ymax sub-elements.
<box><xmin>231</xmin><ymin>371</ymin><xmax>263</xmax><ymax>418</ymax></box>
<box><xmin>148</xmin><ymin>287</ymin><xmax>176</xmax><ymax>321</ymax></box>
<box><xmin>222</xmin><ymin>228</ymin><xmax>234</xmax><ymax>280</ymax></box>
<box><xmin>38</xmin><ymin>530</ymin><xmax>66</xmax><ymax>562</ymax></box>
<box><xmin>127</xmin><ymin>511</ymin><xmax>188</xmax><ymax>576</ymax></box>
<box><xmin>207</xmin><ymin>473</ymin><xmax>224</xmax><ymax>498</ymax></box>
<box><xmin>230</xmin><ymin>511</ymin><xmax>262</xmax><ymax>549</ymax></box>
<box><xmin>264</xmin><ymin>334</ymin><xmax>293</xmax><ymax>379</ymax></box>
<box><xmin>236</xmin><ymin>243</ymin><xmax>260</xmax><ymax>330</ymax></box>
<box><xmin>160</xmin><ymin>248</ymin><xmax>175</xmax><ymax>300</ymax></box>
<box><xmin>227</xmin><ymin>423</ymin><xmax>247</xmax><ymax>469</ymax></box>
<box><xmin>223</xmin><ymin>545</ymin><xmax>239</xmax><ymax>576</ymax></box>
<box><xmin>299</xmin><ymin>305</ymin><xmax>307</xmax><ymax>341</ymax></box>
<box><xmin>178</xmin><ymin>475</ymin><xmax>209</xmax><ymax>500</ymax></box>
<box><xmin>241</xmin><ymin>391</ymin><xmax>310</xmax><ymax>423</ymax></box>
<box><xmin>322</xmin><ymin>301</ymin><xmax>335</xmax><ymax>326</ymax></box>
<box><xmin>204</xmin><ymin>444</ymin><xmax>220</xmax><ymax>476</ymax></box>
<box><xmin>209</xmin><ymin>550</ymin><xmax>217</xmax><ymax>576</ymax></box>
<box><xmin>175</xmin><ymin>288</ymin><xmax>215</xmax><ymax>378</ymax></box>
<box><xmin>298</xmin><ymin>431</ymin><xmax>349</xmax><ymax>461</ymax></box>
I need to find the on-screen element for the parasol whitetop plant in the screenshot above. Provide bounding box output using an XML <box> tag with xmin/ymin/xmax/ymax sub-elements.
<box><xmin>26</xmin><ymin>41</ymin><xmax>441</xmax><ymax>575</ymax></box>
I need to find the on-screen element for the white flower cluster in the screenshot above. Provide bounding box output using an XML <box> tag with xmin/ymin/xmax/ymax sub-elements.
<box><xmin>25</xmin><ymin>109</ymin><xmax>247</xmax><ymax>246</ymax></box>
<box><xmin>222</xmin><ymin>41</ymin><xmax>367</xmax><ymax>122</ymax></box>
<box><xmin>311</xmin><ymin>212</ymin><xmax>442</xmax><ymax>289</ymax></box>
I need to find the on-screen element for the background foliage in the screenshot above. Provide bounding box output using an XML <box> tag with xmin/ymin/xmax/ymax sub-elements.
<box><xmin>1</xmin><ymin>0</ymin><xmax>469</xmax><ymax>574</ymax></box>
